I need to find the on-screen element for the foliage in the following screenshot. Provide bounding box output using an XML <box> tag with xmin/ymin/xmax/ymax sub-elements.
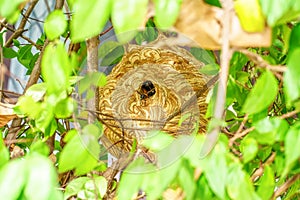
<box><xmin>0</xmin><ymin>0</ymin><xmax>300</xmax><ymax>200</ymax></box>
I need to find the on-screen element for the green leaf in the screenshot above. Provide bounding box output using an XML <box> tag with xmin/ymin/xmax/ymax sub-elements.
<box><xmin>249</xmin><ymin>117</ymin><xmax>289</xmax><ymax>145</ymax></box>
<box><xmin>201</xmin><ymin>141</ymin><xmax>227</xmax><ymax>199</ymax></box>
<box><xmin>259</xmin><ymin>0</ymin><xmax>300</xmax><ymax>26</ymax></box>
<box><xmin>14</xmin><ymin>95</ymin><xmax>43</xmax><ymax>118</ymax></box>
<box><xmin>78</xmin><ymin>72</ymin><xmax>107</xmax><ymax>94</ymax></box>
<box><xmin>288</xmin><ymin>23</ymin><xmax>300</xmax><ymax>54</ymax></box>
<box><xmin>256</xmin><ymin>165</ymin><xmax>275</xmax><ymax>200</ymax></box>
<box><xmin>58</xmin><ymin>129</ymin><xmax>100</xmax><ymax>175</ymax></box>
<box><xmin>70</xmin><ymin>0</ymin><xmax>110</xmax><ymax>42</ymax></box>
<box><xmin>44</xmin><ymin>10</ymin><xmax>67</xmax><ymax>40</ymax></box>
<box><xmin>3</xmin><ymin>47</ymin><xmax>17</xmax><ymax>58</ymax></box>
<box><xmin>242</xmin><ymin>70</ymin><xmax>278</xmax><ymax>115</ymax></box>
<box><xmin>30</xmin><ymin>141</ymin><xmax>50</xmax><ymax>156</ymax></box>
<box><xmin>41</xmin><ymin>42</ymin><xmax>72</xmax><ymax>94</ymax></box>
<box><xmin>190</xmin><ymin>48</ymin><xmax>216</xmax><ymax>65</ymax></box>
<box><xmin>24</xmin><ymin>153</ymin><xmax>61</xmax><ymax>200</ymax></box>
<box><xmin>142</xmin><ymin>130</ymin><xmax>174</xmax><ymax>152</ymax></box>
<box><xmin>179</xmin><ymin>163</ymin><xmax>196</xmax><ymax>200</ymax></box>
<box><xmin>0</xmin><ymin>136</ymin><xmax>9</xmax><ymax>168</ymax></box>
<box><xmin>199</xmin><ymin>64</ymin><xmax>220</xmax><ymax>75</ymax></box>
<box><xmin>25</xmin><ymin>83</ymin><xmax>47</xmax><ymax>102</ymax></box>
<box><xmin>234</xmin><ymin>0</ymin><xmax>265</xmax><ymax>32</ymax></box>
<box><xmin>100</xmin><ymin>45</ymin><xmax>124</xmax><ymax>66</ymax></box>
<box><xmin>240</xmin><ymin>137</ymin><xmax>258</xmax><ymax>163</ymax></box>
<box><xmin>54</xmin><ymin>97</ymin><xmax>76</xmax><ymax>118</ymax></box>
<box><xmin>112</xmin><ymin>0</ymin><xmax>148</xmax><ymax>43</ymax></box>
<box><xmin>153</xmin><ymin>0</ymin><xmax>182</xmax><ymax>29</ymax></box>
<box><xmin>64</xmin><ymin>177</ymin><xmax>90</xmax><ymax>200</ymax></box>
<box><xmin>284</xmin><ymin>123</ymin><xmax>300</xmax><ymax>175</ymax></box>
<box><xmin>84</xmin><ymin>176</ymin><xmax>107</xmax><ymax>199</ymax></box>
<box><xmin>82</xmin><ymin>123</ymin><xmax>102</xmax><ymax>139</ymax></box>
<box><xmin>0</xmin><ymin>159</ymin><xmax>27</xmax><ymax>199</ymax></box>
<box><xmin>284</xmin><ymin>48</ymin><xmax>300</xmax><ymax>105</ymax></box>
<box><xmin>17</xmin><ymin>45</ymin><xmax>34</xmax><ymax>69</ymax></box>
<box><xmin>0</xmin><ymin>0</ymin><xmax>25</xmax><ymax>23</ymax></box>
<box><xmin>226</xmin><ymin>163</ymin><xmax>261</xmax><ymax>200</ymax></box>
<box><xmin>118</xmin><ymin>157</ymin><xmax>157</xmax><ymax>200</ymax></box>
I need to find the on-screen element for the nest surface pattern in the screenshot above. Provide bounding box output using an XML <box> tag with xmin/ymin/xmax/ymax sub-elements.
<box><xmin>98</xmin><ymin>44</ymin><xmax>210</xmax><ymax>158</ymax></box>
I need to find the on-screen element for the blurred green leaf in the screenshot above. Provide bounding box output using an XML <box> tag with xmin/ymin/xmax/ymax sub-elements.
<box><xmin>0</xmin><ymin>0</ymin><xmax>25</xmax><ymax>23</ymax></box>
<box><xmin>199</xmin><ymin>64</ymin><xmax>220</xmax><ymax>75</ymax></box>
<box><xmin>142</xmin><ymin>131</ymin><xmax>174</xmax><ymax>152</ymax></box>
<box><xmin>226</xmin><ymin>163</ymin><xmax>261</xmax><ymax>200</ymax></box>
<box><xmin>41</xmin><ymin>42</ymin><xmax>72</xmax><ymax>94</ymax></box>
<box><xmin>179</xmin><ymin>162</ymin><xmax>196</xmax><ymax>200</ymax></box>
<box><xmin>284</xmin><ymin>123</ymin><xmax>300</xmax><ymax>175</ymax></box>
<box><xmin>44</xmin><ymin>10</ymin><xmax>67</xmax><ymax>40</ymax></box>
<box><xmin>30</xmin><ymin>141</ymin><xmax>50</xmax><ymax>156</ymax></box>
<box><xmin>24</xmin><ymin>153</ymin><xmax>60</xmax><ymax>200</ymax></box>
<box><xmin>58</xmin><ymin>129</ymin><xmax>100</xmax><ymax>175</ymax></box>
<box><xmin>202</xmin><ymin>141</ymin><xmax>227</xmax><ymax>199</ymax></box>
<box><xmin>0</xmin><ymin>159</ymin><xmax>27</xmax><ymax>199</ymax></box>
<box><xmin>118</xmin><ymin>157</ymin><xmax>156</xmax><ymax>200</ymax></box>
<box><xmin>256</xmin><ymin>165</ymin><xmax>275</xmax><ymax>200</ymax></box>
<box><xmin>284</xmin><ymin>48</ymin><xmax>300</xmax><ymax>105</ymax></box>
<box><xmin>240</xmin><ymin>137</ymin><xmax>258</xmax><ymax>163</ymax></box>
<box><xmin>260</xmin><ymin>0</ymin><xmax>300</xmax><ymax>26</ymax></box>
<box><xmin>153</xmin><ymin>0</ymin><xmax>182</xmax><ymax>29</ymax></box>
<box><xmin>242</xmin><ymin>70</ymin><xmax>278</xmax><ymax>115</ymax></box>
<box><xmin>112</xmin><ymin>0</ymin><xmax>148</xmax><ymax>43</ymax></box>
<box><xmin>54</xmin><ymin>97</ymin><xmax>76</xmax><ymax>118</ymax></box>
<box><xmin>250</xmin><ymin>117</ymin><xmax>289</xmax><ymax>145</ymax></box>
<box><xmin>234</xmin><ymin>0</ymin><xmax>265</xmax><ymax>32</ymax></box>
<box><xmin>25</xmin><ymin>83</ymin><xmax>47</xmax><ymax>102</ymax></box>
<box><xmin>64</xmin><ymin>177</ymin><xmax>90</xmax><ymax>200</ymax></box>
<box><xmin>70</xmin><ymin>0</ymin><xmax>110</xmax><ymax>42</ymax></box>
<box><xmin>0</xmin><ymin>136</ymin><xmax>9</xmax><ymax>168</ymax></box>
<box><xmin>84</xmin><ymin>176</ymin><xmax>107</xmax><ymax>199</ymax></box>
<box><xmin>190</xmin><ymin>47</ymin><xmax>216</xmax><ymax>65</ymax></box>
<box><xmin>78</xmin><ymin>72</ymin><xmax>107</xmax><ymax>94</ymax></box>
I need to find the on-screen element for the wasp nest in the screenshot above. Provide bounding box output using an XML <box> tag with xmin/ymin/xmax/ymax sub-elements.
<box><xmin>98</xmin><ymin>41</ymin><xmax>212</xmax><ymax>158</ymax></box>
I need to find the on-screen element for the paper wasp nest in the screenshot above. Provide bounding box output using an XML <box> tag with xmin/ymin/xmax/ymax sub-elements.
<box><xmin>98</xmin><ymin>38</ymin><xmax>212</xmax><ymax>158</ymax></box>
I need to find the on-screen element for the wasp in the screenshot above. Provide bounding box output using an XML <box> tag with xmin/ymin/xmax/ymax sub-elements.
<box><xmin>138</xmin><ymin>80</ymin><xmax>156</xmax><ymax>100</ymax></box>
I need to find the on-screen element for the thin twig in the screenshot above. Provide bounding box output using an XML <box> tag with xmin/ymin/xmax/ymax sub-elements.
<box><xmin>5</xmin><ymin>0</ymin><xmax>39</xmax><ymax>47</ymax></box>
<box><xmin>229</xmin><ymin>127</ymin><xmax>255</xmax><ymax>147</ymax></box>
<box><xmin>0</xmin><ymin>22</ymin><xmax>41</xmax><ymax>49</ymax></box>
<box><xmin>238</xmin><ymin>49</ymin><xmax>287</xmax><ymax>72</ymax></box>
<box><xmin>279</xmin><ymin>110</ymin><xmax>299</xmax><ymax>119</ymax></box>
<box><xmin>200</xmin><ymin>0</ymin><xmax>234</xmax><ymax>158</ymax></box>
<box><xmin>251</xmin><ymin>152</ymin><xmax>276</xmax><ymax>182</ymax></box>
<box><xmin>272</xmin><ymin>174</ymin><xmax>300</xmax><ymax>199</ymax></box>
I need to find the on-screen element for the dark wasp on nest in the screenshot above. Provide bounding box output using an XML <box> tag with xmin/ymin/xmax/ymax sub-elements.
<box><xmin>137</xmin><ymin>80</ymin><xmax>156</xmax><ymax>100</ymax></box>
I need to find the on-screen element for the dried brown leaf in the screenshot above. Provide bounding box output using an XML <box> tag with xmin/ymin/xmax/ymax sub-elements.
<box><xmin>174</xmin><ymin>0</ymin><xmax>271</xmax><ymax>49</ymax></box>
<box><xmin>0</xmin><ymin>102</ymin><xmax>16</xmax><ymax>127</ymax></box>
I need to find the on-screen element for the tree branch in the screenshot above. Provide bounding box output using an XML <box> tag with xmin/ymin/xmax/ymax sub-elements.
<box><xmin>200</xmin><ymin>0</ymin><xmax>234</xmax><ymax>158</ymax></box>
<box><xmin>251</xmin><ymin>152</ymin><xmax>276</xmax><ymax>181</ymax></box>
<box><xmin>5</xmin><ymin>0</ymin><xmax>39</xmax><ymax>47</ymax></box>
<box><xmin>238</xmin><ymin>49</ymin><xmax>287</xmax><ymax>72</ymax></box>
<box><xmin>272</xmin><ymin>174</ymin><xmax>300</xmax><ymax>199</ymax></box>
<box><xmin>86</xmin><ymin>36</ymin><xmax>100</xmax><ymax>123</ymax></box>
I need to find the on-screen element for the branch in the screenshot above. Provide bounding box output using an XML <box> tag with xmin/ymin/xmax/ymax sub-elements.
<box><xmin>279</xmin><ymin>109</ymin><xmax>299</xmax><ymax>119</ymax></box>
<box><xmin>272</xmin><ymin>174</ymin><xmax>300</xmax><ymax>199</ymax></box>
<box><xmin>238</xmin><ymin>49</ymin><xmax>287</xmax><ymax>72</ymax></box>
<box><xmin>5</xmin><ymin>0</ymin><xmax>39</xmax><ymax>47</ymax></box>
<box><xmin>200</xmin><ymin>0</ymin><xmax>234</xmax><ymax>158</ymax></box>
<box><xmin>86</xmin><ymin>36</ymin><xmax>100</xmax><ymax>123</ymax></box>
<box><xmin>251</xmin><ymin>152</ymin><xmax>276</xmax><ymax>181</ymax></box>
<box><xmin>229</xmin><ymin>127</ymin><xmax>255</xmax><ymax>147</ymax></box>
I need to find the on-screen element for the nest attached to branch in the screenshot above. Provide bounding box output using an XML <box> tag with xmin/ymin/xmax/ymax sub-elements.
<box><xmin>98</xmin><ymin>39</ymin><xmax>214</xmax><ymax>158</ymax></box>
